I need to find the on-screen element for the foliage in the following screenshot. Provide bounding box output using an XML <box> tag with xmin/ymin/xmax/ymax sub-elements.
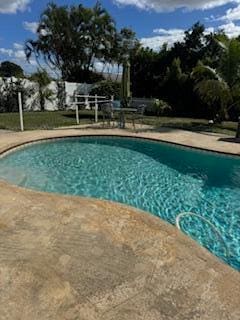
<box><xmin>194</xmin><ymin>79</ymin><xmax>231</xmax><ymax>119</ymax></box>
<box><xmin>0</xmin><ymin>61</ymin><xmax>24</xmax><ymax>78</ymax></box>
<box><xmin>130</xmin><ymin>47</ymin><xmax>161</xmax><ymax>98</ymax></box>
<box><xmin>25</xmin><ymin>2</ymin><xmax>139</xmax><ymax>83</ymax></box>
<box><xmin>145</xmin><ymin>99</ymin><xmax>172</xmax><ymax>116</ymax></box>
<box><xmin>218</xmin><ymin>37</ymin><xmax>240</xmax><ymax>88</ymax></box>
<box><xmin>160</xmin><ymin>58</ymin><xmax>197</xmax><ymax>116</ymax></box>
<box><xmin>0</xmin><ymin>78</ymin><xmax>29</xmax><ymax>113</ymax></box>
<box><xmin>191</xmin><ymin>37</ymin><xmax>240</xmax><ymax>121</ymax></box>
<box><xmin>130</xmin><ymin>22</ymin><xmax>240</xmax><ymax>124</ymax></box>
<box><xmin>114</xmin><ymin>28</ymin><xmax>140</xmax><ymax>67</ymax></box>
<box><xmin>171</xmin><ymin>22</ymin><xmax>206</xmax><ymax>72</ymax></box>
<box><xmin>30</xmin><ymin>69</ymin><xmax>54</xmax><ymax>111</ymax></box>
<box><xmin>90</xmin><ymin>80</ymin><xmax>121</xmax><ymax>99</ymax></box>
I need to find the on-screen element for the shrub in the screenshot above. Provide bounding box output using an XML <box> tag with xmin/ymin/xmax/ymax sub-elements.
<box><xmin>145</xmin><ymin>99</ymin><xmax>172</xmax><ymax>116</ymax></box>
<box><xmin>90</xmin><ymin>80</ymin><xmax>121</xmax><ymax>99</ymax></box>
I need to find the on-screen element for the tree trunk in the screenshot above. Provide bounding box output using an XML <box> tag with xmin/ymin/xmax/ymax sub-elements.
<box><xmin>236</xmin><ymin>117</ymin><xmax>240</xmax><ymax>138</ymax></box>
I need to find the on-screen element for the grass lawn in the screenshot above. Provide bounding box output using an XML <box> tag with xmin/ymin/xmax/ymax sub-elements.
<box><xmin>0</xmin><ymin>110</ymin><xmax>238</xmax><ymax>136</ymax></box>
<box><xmin>0</xmin><ymin>110</ymin><xmax>94</xmax><ymax>131</ymax></box>
<box><xmin>142</xmin><ymin>116</ymin><xmax>238</xmax><ymax>136</ymax></box>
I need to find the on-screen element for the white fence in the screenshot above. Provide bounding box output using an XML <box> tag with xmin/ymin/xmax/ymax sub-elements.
<box><xmin>0</xmin><ymin>77</ymin><xmax>95</xmax><ymax>111</ymax></box>
<box><xmin>70</xmin><ymin>94</ymin><xmax>114</xmax><ymax>124</ymax></box>
<box><xmin>17</xmin><ymin>92</ymin><xmax>113</xmax><ymax>131</ymax></box>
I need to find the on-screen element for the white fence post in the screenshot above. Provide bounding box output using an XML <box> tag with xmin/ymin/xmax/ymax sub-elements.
<box><xmin>75</xmin><ymin>94</ymin><xmax>79</xmax><ymax>125</ymax></box>
<box><xmin>95</xmin><ymin>94</ymin><xmax>98</xmax><ymax>123</ymax></box>
<box><xmin>85</xmin><ymin>95</ymin><xmax>89</xmax><ymax>109</ymax></box>
<box><xmin>18</xmin><ymin>92</ymin><xmax>24</xmax><ymax>132</ymax></box>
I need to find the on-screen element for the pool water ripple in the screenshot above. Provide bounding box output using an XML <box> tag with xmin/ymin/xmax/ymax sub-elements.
<box><xmin>0</xmin><ymin>136</ymin><xmax>239</xmax><ymax>270</ymax></box>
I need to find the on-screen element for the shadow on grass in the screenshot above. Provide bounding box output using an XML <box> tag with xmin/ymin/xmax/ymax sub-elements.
<box><xmin>137</xmin><ymin>126</ymin><xmax>176</xmax><ymax>133</ymax></box>
<box><xmin>63</xmin><ymin>113</ymin><xmax>97</xmax><ymax>120</ymax></box>
<box><xmin>150</xmin><ymin>121</ymin><xmax>236</xmax><ymax>136</ymax></box>
<box><xmin>164</xmin><ymin>122</ymin><xmax>211</xmax><ymax>131</ymax></box>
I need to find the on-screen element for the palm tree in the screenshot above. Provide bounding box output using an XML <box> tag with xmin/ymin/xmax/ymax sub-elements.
<box><xmin>25</xmin><ymin>2</ymin><xmax>119</xmax><ymax>83</ymax></box>
<box><xmin>30</xmin><ymin>69</ymin><xmax>53</xmax><ymax>111</ymax></box>
<box><xmin>192</xmin><ymin>37</ymin><xmax>240</xmax><ymax>129</ymax></box>
<box><xmin>192</xmin><ymin>63</ymin><xmax>232</xmax><ymax>120</ymax></box>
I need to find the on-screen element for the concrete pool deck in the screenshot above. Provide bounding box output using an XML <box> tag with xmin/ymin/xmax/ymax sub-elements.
<box><xmin>0</xmin><ymin>127</ymin><xmax>240</xmax><ymax>320</ymax></box>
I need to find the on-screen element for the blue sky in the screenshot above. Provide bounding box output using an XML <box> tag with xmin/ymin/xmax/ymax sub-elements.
<box><xmin>1</xmin><ymin>0</ymin><xmax>240</xmax><ymax>73</ymax></box>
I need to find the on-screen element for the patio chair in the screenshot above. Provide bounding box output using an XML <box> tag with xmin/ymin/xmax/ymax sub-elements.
<box><xmin>131</xmin><ymin>104</ymin><xmax>146</xmax><ymax>131</ymax></box>
<box><xmin>101</xmin><ymin>103</ymin><xmax>117</xmax><ymax>128</ymax></box>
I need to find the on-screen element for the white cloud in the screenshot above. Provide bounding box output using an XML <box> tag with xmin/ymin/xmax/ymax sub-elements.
<box><xmin>0</xmin><ymin>45</ymin><xmax>26</xmax><ymax>61</ymax></box>
<box><xmin>0</xmin><ymin>48</ymin><xmax>13</xmax><ymax>56</ymax></box>
<box><xmin>0</xmin><ymin>45</ymin><xmax>38</xmax><ymax>74</ymax></box>
<box><xmin>153</xmin><ymin>28</ymin><xmax>184</xmax><ymax>36</ymax></box>
<box><xmin>0</xmin><ymin>43</ymin><xmax>53</xmax><ymax>75</ymax></box>
<box><xmin>220</xmin><ymin>4</ymin><xmax>240</xmax><ymax>21</ymax></box>
<box><xmin>23</xmin><ymin>21</ymin><xmax>38</xmax><ymax>34</ymax></box>
<box><xmin>0</xmin><ymin>0</ymin><xmax>31</xmax><ymax>14</ymax></box>
<box><xmin>13</xmin><ymin>43</ymin><xmax>23</xmax><ymax>50</ymax></box>
<box><xmin>218</xmin><ymin>21</ymin><xmax>240</xmax><ymax>36</ymax></box>
<box><xmin>114</xmin><ymin>0</ymin><xmax>240</xmax><ymax>12</ymax></box>
<box><xmin>141</xmin><ymin>28</ymin><xmax>185</xmax><ymax>49</ymax></box>
<box><xmin>14</xmin><ymin>49</ymin><xmax>26</xmax><ymax>59</ymax></box>
<box><xmin>141</xmin><ymin>24</ymin><xmax>240</xmax><ymax>50</ymax></box>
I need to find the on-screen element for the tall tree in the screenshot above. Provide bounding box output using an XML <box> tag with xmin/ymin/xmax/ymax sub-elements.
<box><xmin>191</xmin><ymin>37</ymin><xmax>240</xmax><ymax>121</ymax></box>
<box><xmin>130</xmin><ymin>47</ymin><xmax>160</xmax><ymax>97</ymax></box>
<box><xmin>112</xmin><ymin>28</ymin><xmax>140</xmax><ymax>80</ymax></box>
<box><xmin>170</xmin><ymin>22</ymin><xmax>206</xmax><ymax>72</ymax></box>
<box><xmin>25</xmin><ymin>2</ymin><xmax>137</xmax><ymax>83</ymax></box>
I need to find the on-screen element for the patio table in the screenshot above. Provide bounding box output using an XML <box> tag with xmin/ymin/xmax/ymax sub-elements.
<box><xmin>114</xmin><ymin>107</ymin><xmax>137</xmax><ymax>129</ymax></box>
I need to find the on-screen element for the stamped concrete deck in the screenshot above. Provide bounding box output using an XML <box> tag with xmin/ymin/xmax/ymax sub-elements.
<box><xmin>0</xmin><ymin>127</ymin><xmax>240</xmax><ymax>320</ymax></box>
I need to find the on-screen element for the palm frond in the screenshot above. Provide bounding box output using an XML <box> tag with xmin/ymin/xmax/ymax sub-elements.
<box><xmin>194</xmin><ymin>79</ymin><xmax>231</xmax><ymax>106</ymax></box>
<box><xmin>191</xmin><ymin>62</ymin><xmax>224</xmax><ymax>83</ymax></box>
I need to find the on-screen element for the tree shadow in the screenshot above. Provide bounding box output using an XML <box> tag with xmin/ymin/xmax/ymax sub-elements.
<box><xmin>151</xmin><ymin>122</ymin><xmax>236</xmax><ymax>137</ymax></box>
<box><xmin>165</xmin><ymin>122</ymin><xmax>211</xmax><ymax>132</ymax></box>
<box><xmin>62</xmin><ymin>113</ymin><xmax>98</xmax><ymax>120</ymax></box>
<box><xmin>136</xmin><ymin>126</ymin><xmax>178</xmax><ymax>133</ymax></box>
<box><xmin>218</xmin><ymin>137</ymin><xmax>240</xmax><ymax>144</ymax></box>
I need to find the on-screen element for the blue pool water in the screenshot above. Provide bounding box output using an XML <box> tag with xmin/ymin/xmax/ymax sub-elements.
<box><xmin>0</xmin><ymin>136</ymin><xmax>239</xmax><ymax>270</ymax></box>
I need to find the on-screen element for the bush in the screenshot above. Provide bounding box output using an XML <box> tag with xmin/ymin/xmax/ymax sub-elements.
<box><xmin>90</xmin><ymin>80</ymin><xmax>121</xmax><ymax>99</ymax></box>
<box><xmin>145</xmin><ymin>99</ymin><xmax>172</xmax><ymax>116</ymax></box>
<box><xmin>0</xmin><ymin>61</ymin><xmax>24</xmax><ymax>78</ymax></box>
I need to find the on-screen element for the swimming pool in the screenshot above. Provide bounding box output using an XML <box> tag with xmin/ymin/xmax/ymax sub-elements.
<box><xmin>0</xmin><ymin>136</ymin><xmax>239</xmax><ymax>270</ymax></box>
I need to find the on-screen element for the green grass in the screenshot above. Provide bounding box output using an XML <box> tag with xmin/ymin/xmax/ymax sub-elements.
<box><xmin>0</xmin><ymin>110</ymin><xmax>94</xmax><ymax>131</ymax></box>
<box><xmin>141</xmin><ymin>116</ymin><xmax>238</xmax><ymax>136</ymax></box>
<box><xmin>0</xmin><ymin>110</ymin><xmax>237</xmax><ymax>136</ymax></box>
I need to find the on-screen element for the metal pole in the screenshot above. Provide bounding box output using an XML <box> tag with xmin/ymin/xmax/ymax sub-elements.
<box><xmin>18</xmin><ymin>92</ymin><xmax>24</xmax><ymax>132</ymax></box>
<box><xmin>75</xmin><ymin>95</ymin><xmax>79</xmax><ymax>125</ymax></box>
<box><xmin>95</xmin><ymin>94</ymin><xmax>98</xmax><ymax>123</ymax></box>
